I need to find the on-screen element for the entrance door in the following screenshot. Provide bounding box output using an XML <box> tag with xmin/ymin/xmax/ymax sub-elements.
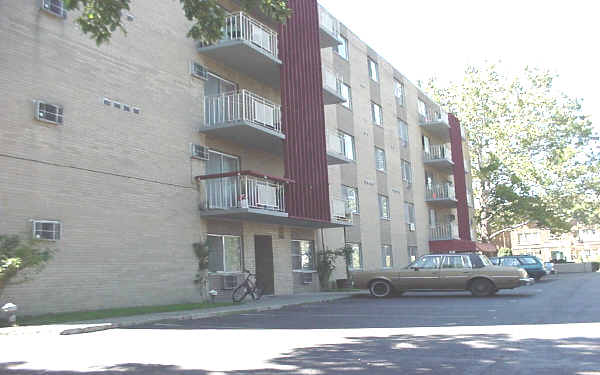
<box><xmin>254</xmin><ymin>235</ymin><xmax>275</xmax><ymax>295</ymax></box>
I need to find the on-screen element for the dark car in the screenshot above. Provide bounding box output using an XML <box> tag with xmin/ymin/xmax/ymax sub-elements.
<box><xmin>495</xmin><ymin>255</ymin><xmax>547</xmax><ymax>280</ymax></box>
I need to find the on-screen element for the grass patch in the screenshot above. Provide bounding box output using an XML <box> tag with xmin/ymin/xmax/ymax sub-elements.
<box><xmin>15</xmin><ymin>301</ymin><xmax>235</xmax><ymax>326</ymax></box>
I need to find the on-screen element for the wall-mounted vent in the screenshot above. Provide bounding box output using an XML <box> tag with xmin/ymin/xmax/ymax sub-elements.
<box><xmin>34</xmin><ymin>101</ymin><xmax>63</xmax><ymax>125</ymax></box>
<box><xmin>190</xmin><ymin>62</ymin><xmax>209</xmax><ymax>80</ymax></box>
<box><xmin>190</xmin><ymin>144</ymin><xmax>209</xmax><ymax>160</ymax></box>
<box><xmin>41</xmin><ymin>0</ymin><xmax>67</xmax><ymax>18</ymax></box>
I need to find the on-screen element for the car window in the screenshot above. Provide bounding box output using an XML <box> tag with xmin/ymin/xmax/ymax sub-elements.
<box><xmin>479</xmin><ymin>255</ymin><xmax>493</xmax><ymax>266</ymax></box>
<box><xmin>442</xmin><ymin>256</ymin><xmax>472</xmax><ymax>269</ymax></box>
<box><xmin>518</xmin><ymin>257</ymin><xmax>538</xmax><ymax>265</ymax></box>
<box><xmin>489</xmin><ymin>258</ymin><xmax>500</xmax><ymax>265</ymax></box>
<box><xmin>412</xmin><ymin>256</ymin><xmax>442</xmax><ymax>269</ymax></box>
<box><xmin>501</xmin><ymin>258</ymin><xmax>520</xmax><ymax>267</ymax></box>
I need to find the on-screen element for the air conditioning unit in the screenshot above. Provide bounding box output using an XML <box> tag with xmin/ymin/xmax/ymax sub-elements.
<box><xmin>190</xmin><ymin>144</ymin><xmax>209</xmax><ymax>160</ymax></box>
<box><xmin>190</xmin><ymin>62</ymin><xmax>209</xmax><ymax>80</ymax></box>
<box><xmin>41</xmin><ymin>0</ymin><xmax>67</xmax><ymax>18</ymax></box>
<box><xmin>34</xmin><ymin>100</ymin><xmax>63</xmax><ymax>125</ymax></box>
<box><xmin>408</xmin><ymin>223</ymin><xmax>416</xmax><ymax>232</ymax></box>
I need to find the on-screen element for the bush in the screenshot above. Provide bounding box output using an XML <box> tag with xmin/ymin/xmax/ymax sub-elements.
<box><xmin>1</xmin><ymin>235</ymin><xmax>53</xmax><ymax>295</ymax></box>
<box><xmin>497</xmin><ymin>247</ymin><xmax>513</xmax><ymax>257</ymax></box>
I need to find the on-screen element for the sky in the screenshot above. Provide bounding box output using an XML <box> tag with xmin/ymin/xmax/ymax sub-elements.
<box><xmin>318</xmin><ymin>0</ymin><xmax>599</xmax><ymax>132</ymax></box>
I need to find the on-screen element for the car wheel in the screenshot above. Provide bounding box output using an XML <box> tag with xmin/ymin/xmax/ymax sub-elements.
<box><xmin>369</xmin><ymin>280</ymin><xmax>392</xmax><ymax>298</ymax></box>
<box><xmin>470</xmin><ymin>279</ymin><xmax>495</xmax><ymax>297</ymax></box>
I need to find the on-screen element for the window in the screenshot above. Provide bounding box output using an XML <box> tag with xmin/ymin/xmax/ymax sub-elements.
<box><xmin>442</xmin><ymin>255</ymin><xmax>472</xmax><ymax>269</ymax></box>
<box><xmin>518</xmin><ymin>232</ymin><xmax>541</xmax><ymax>245</ymax></box>
<box><xmin>418</xmin><ymin>99</ymin><xmax>427</xmax><ymax>119</ymax></box>
<box><xmin>401</xmin><ymin>160</ymin><xmax>412</xmax><ymax>184</ymax></box>
<box><xmin>398</xmin><ymin>119</ymin><xmax>409</xmax><ymax>146</ymax></box>
<box><xmin>190</xmin><ymin>62</ymin><xmax>209</xmax><ymax>80</ymax></box>
<box><xmin>336</xmin><ymin>35</ymin><xmax>348</xmax><ymax>60</ymax></box>
<box><xmin>41</xmin><ymin>0</ymin><xmax>67</xmax><ymax>18</ymax></box>
<box><xmin>375</xmin><ymin>147</ymin><xmax>386</xmax><ymax>172</ymax></box>
<box><xmin>379</xmin><ymin>195</ymin><xmax>390</xmax><ymax>219</ymax></box>
<box><xmin>342</xmin><ymin>185</ymin><xmax>359</xmax><ymax>214</ymax></box>
<box><xmin>113</xmin><ymin>102</ymin><xmax>121</xmax><ymax>109</ymax></box>
<box><xmin>404</xmin><ymin>202</ymin><xmax>415</xmax><ymax>231</ymax></box>
<box><xmin>32</xmin><ymin>220</ymin><xmax>61</xmax><ymax>241</ymax></box>
<box><xmin>371</xmin><ymin>102</ymin><xmax>383</xmax><ymax>126</ymax></box>
<box><xmin>340</xmin><ymin>82</ymin><xmax>352</xmax><ymax>109</ymax></box>
<box><xmin>368</xmin><ymin>58</ymin><xmax>379</xmax><ymax>82</ymax></box>
<box><xmin>346</xmin><ymin>243</ymin><xmax>363</xmax><ymax>270</ymax></box>
<box><xmin>408</xmin><ymin>246</ymin><xmax>418</xmax><ymax>263</ymax></box>
<box><xmin>340</xmin><ymin>132</ymin><xmax>355</xmax><ymax>160</ymax></box>
<box><xmin>382</xmin><ymin>245</ymin><xmax>393</xmax><ymax>268</ymax></box>
<box><xmin>207</xmin><ymin>235</ymin><xmax>242</xmax><ymax>273</ymax></box>
<box><xmin>501</xmin><ymin>257</ymin><xmax>521</xmax><ymax>267</ymax></box>
<box><xmin>35</xmin><ymin>101</ymin><xmax>63</xmax><ymax>125</ymax></box>
<box><xmin>291</xmin><ymin>240</ymin><xmax>315</xmax><ymax>271</ymax></box>
<box><xmin>412</xmin><ymin>255</ymin><xmax>443</xmax><ymax>269</ymax></box>
<box><xmin>123</xmin><ymin>104</ymin><xmax>131</xmax><ymax>112</ymax></box>
<box><xmin>394</xmin><ymin>79</ymin><xmax>405</xmax><ymax>105</ymax></box>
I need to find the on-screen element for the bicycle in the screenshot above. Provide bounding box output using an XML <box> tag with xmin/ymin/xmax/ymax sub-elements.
<box><xmin>232</xmin><ymin>269</ymin><xmax>264</xmax><ymax>303</ymax></box>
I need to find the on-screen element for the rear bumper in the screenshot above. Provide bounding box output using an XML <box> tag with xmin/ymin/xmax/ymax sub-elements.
<box><xmin>520</xmin><ymin>277</ymin><xmax>535</xmax><ymax>286</ymax></box>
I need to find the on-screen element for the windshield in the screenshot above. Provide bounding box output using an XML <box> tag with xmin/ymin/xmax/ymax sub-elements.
<box><xmin>478</xmin><ymin>255</ymin><xmax>493</xmax><ymax>267</ymax></box>
<box><xmin>519</xmin><ymin>257</ymin><xmax>539</xmax><ymax>265</ymax></box>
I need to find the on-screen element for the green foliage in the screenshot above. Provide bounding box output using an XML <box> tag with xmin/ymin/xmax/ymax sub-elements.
<box><xmin>424</xmin><ymin>63</ymin><xmax>599</xmax><ymax>241</ymax></box>
<box><xmin>192</xmin><ymin>240</ymin><xmax>210</xmax><ymax>284</ymax></box>
<box><xmin>63</xmin><ymin>0</ymin><xmax>292</xmax><ymax>46</ymax></box>
<box><xmin>497</xmin><ymin>247</ymin><xmax>512</xmax><ymax>257</ymax></box>
<box><xmin>316</xmin><ymin>248</ymin><xmax>340</xmax><ymax>289</ymax></box>
<box><xmin>0</xmin><ymin>235</ymin><xmax>53</xmax><ymax>294</ymax></box>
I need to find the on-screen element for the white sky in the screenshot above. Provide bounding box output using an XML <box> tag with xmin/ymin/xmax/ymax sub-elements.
<box><xmin>319</xmin><ymin>0</ymin><xmax>599</xmax><ymax>131</ymax></box>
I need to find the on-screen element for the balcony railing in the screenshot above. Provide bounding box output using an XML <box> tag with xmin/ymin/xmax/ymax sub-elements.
<box><xmin>197</xmin><ymin>171</ymin><xmax>288</xmax><ymax>213</ymax></box>
<box><xmin>323</xmin><ymin>68</ymin><xmax>343</xmax><ymax>97</ymax></box>
<box><xmin>198</xmin><ymin>12</ymin><xmax>278</xmax><ymax>60</ymax></box>
<box><xmin>424</xmin><ymin>144</ymin><xmax>452</xmax><ymax>163</ymax></box>
<box><xmin>318</xmin><ymin>4</ymin><xmax>340</xmax><ymax>42</ymax></box>
<box><xmin>426</xmin><ymin>183</ymin><xmax>456</xmax><ymax>201</ymax></box>
<box><xmin>204</xmin><ymin>90</ymin><xmax>282</xmax><ymax>134</ymax></box>
<box><xmin>419</xmin><ymin>110</ymin><xmax>449</xmax><ymax>126</ymax></box>
<box><xmin>430</xmin><ymin>223</ymin><xmax>459</xmax><ymax>241</ymax></box>
<box><xmin>331</xmin><ymin>198</ymin><xmax>353</xmax><ymax>224</ymax></box>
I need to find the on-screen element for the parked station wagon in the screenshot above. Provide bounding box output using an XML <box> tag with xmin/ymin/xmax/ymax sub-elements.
<box><xmin>353</xmin><ymin>253</ymin><xmax>534</xmax><ymax>298</ymax></box>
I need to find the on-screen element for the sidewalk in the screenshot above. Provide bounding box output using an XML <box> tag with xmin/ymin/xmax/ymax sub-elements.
<box><xmin>0</xmin><ymin>291</ymin><xmax>362</xmax><ymax>336</ymax></box>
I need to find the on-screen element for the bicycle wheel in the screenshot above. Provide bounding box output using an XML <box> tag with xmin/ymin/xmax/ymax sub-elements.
<box><xmin>232</xmin><ymin>284</ymin><xmax>249</xmax><ymax>303</ymax></box>
<box><xmin>253</xmin><ymin>281</ymin><xmax>264</xmax><ymax>300</ymax></box>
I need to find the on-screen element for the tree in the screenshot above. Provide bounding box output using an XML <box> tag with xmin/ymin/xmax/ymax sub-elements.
<box><xmin>497</xmin><ymin>247</ymin><xmax>512</xmax><ymax>257</ymax></box>
<box><xmin>424</xmin><ymin>64</ymin><xmax>598</xmax><ymax>242</ymax></box>
<box><xmin>192</xmin><ymin>240</ymin><xmax>210</xmax><ymax>300</ymax></box>
<box><xmin>0</xmin><ymin>235</ymin><xmax>53</xmax><ymax>298</ymax></box>
<box><xmin>63</xmin><ymin>0</ymin><xmax>292</xmax><ymax>46</ymax></box>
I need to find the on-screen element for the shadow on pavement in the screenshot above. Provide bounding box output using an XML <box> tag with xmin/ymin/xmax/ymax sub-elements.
<box><xmin>1</xmin><ymin>333</ymin><xmax>599</xmax><ymax>374</ymax></box>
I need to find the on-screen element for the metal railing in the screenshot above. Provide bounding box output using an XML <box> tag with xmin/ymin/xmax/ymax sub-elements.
<box><xmin>198</xmin><ymin>12</ymin><xmax>278</xmax><ymax>59</ymax></box>
<box><xmin>430</xmin><ymin>223</ymin><xmax>459</xmax><ymax>241</ymax></box>
<box><xmin>331</xmin><ymin>197</ymin><xmax>353</xmax><ymax>224</ymax></box>
<box><xmin>426</xmin><ymin>183</ymin><xmax>456</xmax><ymax>201</ymax></box>
<box><xmin>318</xmin><ymin>4</ymin><xmax>340</xmax><ymax>40</ymax></box>
<box><xmin>203</xmin><ymin>90</ymin><xmax>282</xmax><ymax>134</ymax></box>
<box><xmin>198</xmin><ymin>172</ymin><xmax>287</xmax><ymax>213</ymax></box>
<box><xmin>424</xmin><ymin>144</ymin><xmax>452</xmax><ymax>162</ymax></box>
<box><xmin>323</xmin><ymin>67</ymin><xmax>343</xmax><ymax>97</ymax></box>
<box><xmin>419</xmin><ymin>110</ymin><xmax>449</xmax><ymax>126</ymax></box>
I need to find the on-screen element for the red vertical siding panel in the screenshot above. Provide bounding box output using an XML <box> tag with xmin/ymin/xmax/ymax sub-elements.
<box><xmin>279</xmin><ymin>0</ymin><xmax>331</xmax><ymax>222</ymax></box>
<box><xmin>448</xmin><ymin>113</ymin><xmax>471</xmax><ymax>240</ymax></box>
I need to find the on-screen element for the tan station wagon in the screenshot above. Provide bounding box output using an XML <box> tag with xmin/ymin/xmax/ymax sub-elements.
<box><xmin>352</xmin><ymin>253</ymin><xmax>534</xmax><ymax>297</ymax></box>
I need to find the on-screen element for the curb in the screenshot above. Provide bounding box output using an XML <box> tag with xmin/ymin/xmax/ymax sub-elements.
<box><xmin>58</xmin><ymin>293</ymin><xmax>359</xmax><ymax>335</ymax></box>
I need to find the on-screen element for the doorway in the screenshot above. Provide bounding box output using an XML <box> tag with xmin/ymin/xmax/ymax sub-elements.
<box><xmin>254</xmin><ymin>235</ymin><xmax>275</xmax><ymax>295</ymax></box>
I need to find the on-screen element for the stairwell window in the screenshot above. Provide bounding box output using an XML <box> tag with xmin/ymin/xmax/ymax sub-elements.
<box><xmin>207</xmin><ymin>235</ymin><xmax>242</xmax><ymax>273</ymax></box>
<box><xmin>401</xmin><ymin>159</ymin><xmax>413</xmax><ymax>184</ymax></box>
<box><xmin>382</xmin><ymin>245</ymin><xmax>393</xmax><ymax>268</ymax></box>
<box><xmin>368</xmin><ymin>57</ymin><xmax>379</xmax><ymax>82</ymax></box>
<box><xmin>408</xmin><ymin>246</ymin><xmax>418</xmax><ymax>263</ymax></box>
<box><xmin>342</xmin><ymin>185</ymin><xmax>359</xmax><ymax>214</ymax></box>
<box><xmin>375</xmin><ymin>147</ymin><xmax>386</xmax><ymax>172</ymax></box>
<box><xmin>291</xmin><ymin>240</ymin><xmax>315</xmax><ymax>271</ymax></box>
<box><xmin>379</xmin><ymin>195</ymin><xmax>390</xmax><ymax>220</ymax></box>
<box><xmin>32</xmin><ymin>220</ymin><xmax>61</xmax><ymax>241</ymax></box>
<box><xmin>418</xmin><ymin>99</ymin><xmax>428</xmax><ymax>121</ymax></box>
<box><xmin>340</xmin><ymin>82</ymin><xmax>352</xmax><ymax>109</ymax></box>
<box><xmin>394</xmin><ymin>79</ymin><xmax>405</xmax><ymax>106</ymax></box>
<box><xmin>336</xmin><ymin>35</ymin><xmax>349</xmax><ymax>60</ymax></box>
<box><xmin>371</xmin><ymin>102</ymin><xmax>383</xmax><ymax>126</ymax></box>
<box><xmin>398</xmin><ymin>119</ymin><xmax>409</xmax><ymax>147</ymax></box>
<box><xmin>405</xmin><ymin>202</ymin><xmax>416</xmax><ymax>231</ymax></box>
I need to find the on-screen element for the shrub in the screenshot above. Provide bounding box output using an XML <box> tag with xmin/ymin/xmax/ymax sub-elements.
<box><xmin>0</xmin><ymin>235</ymin><xmax>53</xmax><ymax>296</ymax></box>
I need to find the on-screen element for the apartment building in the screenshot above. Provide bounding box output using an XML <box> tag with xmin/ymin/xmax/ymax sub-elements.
<box><xmin>511</xmin><ymin>224</ymin><xmax>600</xmax><ymax>262</ymax></box>
<box><xmin>0</xmin><ymin>0</ymin><xmax>474</xmax><ymax>315</ymax></box>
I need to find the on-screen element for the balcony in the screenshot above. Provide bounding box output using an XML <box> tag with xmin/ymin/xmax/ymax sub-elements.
<box><xmin>318</xmin><ymin>4</ymin><xmax>341</xmax><ymax>48</ymax></box>
<box><xmin>430</xmin><ymin>223</ymin><xmax>460</xmax><ymax>241</ymax></box>
<box><xmin>331</xmin><ymin>198</ymin><xmax>353</xmax><ymax>225</ymax></box>
<box><xmin>201</xmin><ymin>90</ymin><xmax>285</xmax><ymax>154</ymax></box>
<box><xmin>197</xmin><ymin>171</ymin><xmax>290</xmax><ymax>223</ymax></box>
<box><xmin>419</xmin><ymin>110</ymin><xmax>451</xmax><ymax>141</ymax></box>
<box><xmin>197</xmin><ymin>12</ymin><xmax>281</xmax><ymax>88</ymax></box>
<box><xmin>326</xmin><ymin>130</ymin><xmax>353</xmax><ymax>165</ymax></box>
<box><xmin>322</xmin><ymin>68</ymin><xmax>345</xmax><ymax>105</ymax></box>
<box><xmin>424</xmin><ymin>144</ymin><xmax>454</xmax><ymax>172</ymax></box>
<box><xmin>426</xmin><ymin>183</ymin><xmax>457</xmax><ymax>208</ymax></box>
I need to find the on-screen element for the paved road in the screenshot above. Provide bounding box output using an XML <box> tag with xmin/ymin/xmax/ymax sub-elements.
<box><xmin>1</xmin><ymin>273</ymin><xmax>599</xmax><ymax>374</ymax></box>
